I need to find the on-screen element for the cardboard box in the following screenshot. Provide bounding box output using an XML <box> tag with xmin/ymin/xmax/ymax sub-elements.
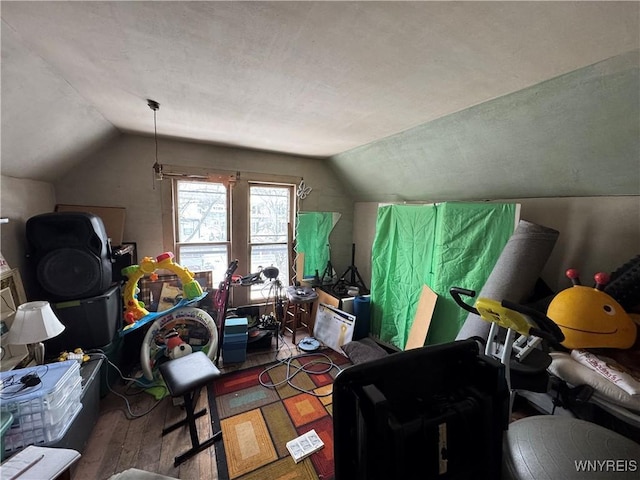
<box><xmin>55</xmin><ymin>204</ymin><xmax>126</xmax><ymax>246</ymax></box>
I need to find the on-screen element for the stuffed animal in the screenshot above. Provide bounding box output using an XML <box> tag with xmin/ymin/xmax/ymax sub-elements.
<box><xmin>164</xmin><ymin>328</ymin><xmax>193</xmax><ymax>360</ymax></box>
<box><xmin>547</xmin><ymin>269</ymin><xmax>637</xmax><ymax>350</ymax></box>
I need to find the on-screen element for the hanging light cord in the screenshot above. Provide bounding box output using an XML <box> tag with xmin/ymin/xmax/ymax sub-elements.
<box><xmin>148</xmin><ymin>99</ymin><xmax>161</xmax><ymax>185</ymax></box>
<box><xmin>153</xmin><ymin>108</ymin><xmax>158</xmax><ymax>166</ymax></box>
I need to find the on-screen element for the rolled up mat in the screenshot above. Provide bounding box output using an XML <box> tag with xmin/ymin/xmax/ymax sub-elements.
<box><xmin>353</xmin><ymin>295</ymin><xmax>371</xmax><ymax>340</ymax></box>
<box><xmin>456</xmin><ymin>220</ymin><xmax>559</xmax><ymax>341</ymax></box>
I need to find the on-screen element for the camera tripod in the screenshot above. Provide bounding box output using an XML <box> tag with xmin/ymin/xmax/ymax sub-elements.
<box><xmin>334</xmin><ymin>244</ymin><xmax>369</xmax><ymax>295</ymax></box>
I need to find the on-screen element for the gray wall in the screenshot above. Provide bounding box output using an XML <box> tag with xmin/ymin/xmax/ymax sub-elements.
<box><xmin>0</xmin><ymin>175</ymin><xmax>56</xmax><ymax>295</ymax></box>
<box><xmin>329</xmin><ymin>50</ymin><xmax>639</xmax><ymax>203</ymax></box>
<box><xmin>53</xmin><ymin>134</ymin><xmax>354</xmax><ymax>280</ymax></box>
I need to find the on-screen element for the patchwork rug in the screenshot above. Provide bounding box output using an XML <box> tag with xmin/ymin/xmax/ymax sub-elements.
<box><xmin>207</xmin><ymin>349</ymin><xmax>351</xmax><ymax>480</ymax></box>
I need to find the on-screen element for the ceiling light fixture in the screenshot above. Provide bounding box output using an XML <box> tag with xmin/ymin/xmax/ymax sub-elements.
<box><xmin>148</xmin><ymin>99</ymin><xmax>163</xmax><ymax>183</ymax></box>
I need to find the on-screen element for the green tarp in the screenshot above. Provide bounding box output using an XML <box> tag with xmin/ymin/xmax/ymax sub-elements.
<box><xmin>295</xmin><ymin>212</ymin><xmax>341</xmax><ymax>278</ymax></box>
<box><xmin>370</xmin><ymin>202</ymin><xmax>516</xmax><ymax>348</ymax></box>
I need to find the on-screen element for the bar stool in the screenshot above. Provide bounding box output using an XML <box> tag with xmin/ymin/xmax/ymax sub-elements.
<box><xmin>283</xmin><ymin>286</ymin><xmax>318</xmax><ymax>344</ymax></box>
<box><xmin>158</xmin><ymin>351</ymin><xmax>222</xmax><ymax>466</ymax></box>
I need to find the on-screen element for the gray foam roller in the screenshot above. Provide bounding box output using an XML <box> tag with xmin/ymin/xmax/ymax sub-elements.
<box><xmin>456</xmin><ymin>220</ymin><xmax>559</xmax><ymax>341</ymax></box>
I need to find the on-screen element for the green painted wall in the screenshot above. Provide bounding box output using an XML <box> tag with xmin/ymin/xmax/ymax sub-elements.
<box><xmin>329</xmin><ymin>50</ymin><xmax>639</xmax><ymax>202</ymax></box>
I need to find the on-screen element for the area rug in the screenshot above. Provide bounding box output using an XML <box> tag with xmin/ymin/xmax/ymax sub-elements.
<box><xmin>207</xmin><ymin>349</ymin><xmax>351</xmax><ymax>480</ymax></box>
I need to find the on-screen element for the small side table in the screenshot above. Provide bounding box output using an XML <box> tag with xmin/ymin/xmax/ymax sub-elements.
<box><xmin>0</xmin><ymin>445</ymin><xmax>80</xmax><ymax>480</ymax></box>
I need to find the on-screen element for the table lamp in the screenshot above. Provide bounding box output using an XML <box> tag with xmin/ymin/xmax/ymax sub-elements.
<box><xmin>7</xmin><ymin>301</ymin><xmax>65</xmax><ymax>365</ymax></box>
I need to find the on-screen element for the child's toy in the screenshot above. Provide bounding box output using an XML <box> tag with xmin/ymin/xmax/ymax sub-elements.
<box><xmin>139</xmin><ymin>307</ymin><xmax>217</xmax><ymax>380</ymax></box>
<box><xmin>58</xmin><ymin>348</ymin><xmax>90</xmax><ymax>363</ymax></box>
<box><xmin>121</xmin><ymin>252</ymin><xmax>204</xmax><ymax>326</ymax></box>
<box><xmin>547</xmin><ymin>269</ymin><xmax>637</xmax><ymax>350</ymax></box>
<box><xmin>164</xmin><ymin>328</ymin><xmax>193</xmax><ymax>360</ymax></box>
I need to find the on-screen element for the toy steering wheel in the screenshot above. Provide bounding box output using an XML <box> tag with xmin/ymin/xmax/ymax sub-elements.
<box><xmin>140</xmin><ymin>307</ymin><xmax>218</xmax><ymax>380</ymax></box>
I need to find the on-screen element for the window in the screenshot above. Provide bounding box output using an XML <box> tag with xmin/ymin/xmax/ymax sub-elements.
<box><xmin>167</xmin><ymin>166</ymin><xmax>298</xmax><ymax>304</ymax></box>
<box><xmin>249</xmin><ymin>184</ymin><xmax>294</xmax><ymax>300</ymax></box>
<box><xmin>174</xmin><ymin>180</ymin><xmax>230</xmax><ymax>283</ymax></box>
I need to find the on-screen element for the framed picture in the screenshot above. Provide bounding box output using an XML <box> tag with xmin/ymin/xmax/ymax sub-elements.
<box><xmin>137</xmin><ymin>271</ymin><xmax>213</xmax><ymax>313</ymax></box>
<box><xmin>1</xmin><ymin>268</ymin><xmax>27</xmax><ymax>310</ymax></box>
<box><xmin>1</xmin><ymin>268</ymin><xmax>29</xmax><ymax>370</ymax></box>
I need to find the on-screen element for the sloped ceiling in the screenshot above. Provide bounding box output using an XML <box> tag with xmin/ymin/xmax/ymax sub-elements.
<box><xmin>1</xmin><ymin>1</ymin><xmax>639</xmax><ymax>197</ymax></box>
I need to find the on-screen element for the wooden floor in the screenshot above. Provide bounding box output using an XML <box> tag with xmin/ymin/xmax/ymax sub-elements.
<box><xmin>72</xmin><ymin>332</ymin><xmax>300</xmax><ymax>480</ymax></box>
<box><xmin>70</xmin><ymin>328</ymin><xmax>543</xmax><ymax>480</ymax></box>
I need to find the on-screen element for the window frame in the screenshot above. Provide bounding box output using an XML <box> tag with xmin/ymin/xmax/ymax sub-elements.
<box><xmin>247</xmin><ymin>181</ymin><xmax>297</xmax><ymax>301</ymax></box>
<box><xmin>173</xmin><ymin>178</ymin><xmax>232</xmax><ymax>278</ymax></box>
<box><xmin>161</xmin><ymin>164</ymin><xmax>300</xmax><ymax>306</ymax></box>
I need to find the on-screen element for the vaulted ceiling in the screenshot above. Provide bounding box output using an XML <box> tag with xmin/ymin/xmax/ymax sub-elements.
<box><xmin>1</xmin><ymin>1</ymin><xmax>638</xmax><ymax>194</ymax></box>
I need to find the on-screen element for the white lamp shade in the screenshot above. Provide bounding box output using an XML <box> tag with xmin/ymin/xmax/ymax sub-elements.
<box><xmin>7</xmin><ymin>301</ymin><xmax>66</xmax><ymax>345</ymax></box>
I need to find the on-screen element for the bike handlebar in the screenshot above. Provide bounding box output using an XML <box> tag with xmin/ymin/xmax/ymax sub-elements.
<box><xmin>449</xmin><ymin>287</ymin><xmax>564</xmax><ymax>344</ymax></box>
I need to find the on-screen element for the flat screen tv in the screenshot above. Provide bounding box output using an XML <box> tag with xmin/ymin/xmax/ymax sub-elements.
<box><xmin>333</xmin><ymin>339</ymin><xmax>509</xmax><ymax>480</ymax></box>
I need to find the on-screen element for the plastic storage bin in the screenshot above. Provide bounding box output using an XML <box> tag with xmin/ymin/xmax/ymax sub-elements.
<box><xmin>44</xmin><ymin>284</ymin><xmax>122</xmax><ymax>357</ymax></box>
<box><xmin>223</xmin><ymin>332</ymin><xmax>248</xmax><ymax>364</ymax></box>
<box><xmin>0</xmin><ymin>360</ymin><xmax>82</xmax><ymax>456</ymax></box>
<box><xmin>1</xmin><ymin>412</ymin><xmax>13</xmax><ymax>461</ymax></box>
<box><xmin>224</xmin><ymin>317</ymin><xmax>248</xmax><ymax>334</ymax></box>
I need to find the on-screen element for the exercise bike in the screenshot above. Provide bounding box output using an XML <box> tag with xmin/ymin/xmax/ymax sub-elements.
<box><xmin>450</xmin><ymin>287</ymin><xmax>640</xmax><ymax>480</ymax></box>
<box><xmin>450</xmin><ymin>287</ymin><xmax>564</xmax><ymax>412</ymax></box>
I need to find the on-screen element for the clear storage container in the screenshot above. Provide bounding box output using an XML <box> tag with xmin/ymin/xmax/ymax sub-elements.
<box><xmin>0</xmin><ymin>360</ymin><xmax>82</xmax><ymax>455</ymax></box>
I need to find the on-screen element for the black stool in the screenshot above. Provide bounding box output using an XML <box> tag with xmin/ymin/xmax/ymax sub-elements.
<box><xmin>158</xmin><ymin>351</ymin><xmax>222</xmax><ymax>466</ymax></box>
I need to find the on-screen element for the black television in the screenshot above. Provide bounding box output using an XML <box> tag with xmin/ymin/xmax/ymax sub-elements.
<box><xmin>333</xmin><ymin>339</ymin><xmax>509</xmax><ymax>480</ymax></box>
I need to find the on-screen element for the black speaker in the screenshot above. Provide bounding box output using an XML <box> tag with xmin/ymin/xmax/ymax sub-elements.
<box><xmin>26</xmin><ymin>212</ymin><xmax>113</xmax><ymax>301</ymax></box>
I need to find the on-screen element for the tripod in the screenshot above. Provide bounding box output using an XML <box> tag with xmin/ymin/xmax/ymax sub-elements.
<box><xmin>320</xmin><ymin>259</ymin><xmax>334</xmax><ymax>284</ymax></box>
<box><xmin>335</xmin><ymin>244</ymin><xmax>369</xmax><ymax>295</ymax></box>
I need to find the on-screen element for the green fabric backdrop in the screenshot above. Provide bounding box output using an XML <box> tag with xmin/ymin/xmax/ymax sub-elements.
<box><xmin>295</xmin><ymin>212</ymin><xmax>340</xmax><ymax>278</ymax></box>
<box><xmin>370</xmin><ymin>202</ymin><xmax>516</xmax><ymax>348</ymax></box>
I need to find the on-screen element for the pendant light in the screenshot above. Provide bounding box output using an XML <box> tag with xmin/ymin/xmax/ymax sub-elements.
<box><xmin>148</xmin><ymin>99</ymin><xmax>163</xmax><ymax>183</ymax></box>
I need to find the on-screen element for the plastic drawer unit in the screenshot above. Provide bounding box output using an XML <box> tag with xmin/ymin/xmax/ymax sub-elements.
<box><xmin>224</xmin><ymin>317</ymin><xmax>248</xmax><ymax>335</ymax></box>
<box><xmin>0</xmin><ymin>360</ymin><xmax>82</xmax><ymax>456</ymax></box>
<box><xmin>222</xmin><ymin>332</ymin><xmax>248</xmax><ymax>364</ymax></box>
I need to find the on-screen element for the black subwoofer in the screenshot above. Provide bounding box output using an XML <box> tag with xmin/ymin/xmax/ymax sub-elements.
<box><xmin>26</xmin><ymin>212</ymin><xmax>113</xmax><ymax>300</ymax></box>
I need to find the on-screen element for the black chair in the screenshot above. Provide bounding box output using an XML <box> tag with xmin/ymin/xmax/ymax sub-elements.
<box><xmin>158</xmin><ymin>351</ymin><xmax>222</xmax><ymax>466</ymax></box>
<box><xmin>333</xmin><ymin>339</ymin><xmax>509</xmax><ymax>480</ymax></box>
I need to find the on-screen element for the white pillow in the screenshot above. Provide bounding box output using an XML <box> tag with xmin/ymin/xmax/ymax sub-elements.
<box><xmin>549</xmin><ymin>352</ymin><xmax>640</xmax><ymax>412</ymax></box>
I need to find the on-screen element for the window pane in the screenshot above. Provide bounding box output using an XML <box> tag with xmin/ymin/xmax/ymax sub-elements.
<box><xmin>177</xmin><ymin>181</ymin><xmax>227</xmax><ymax>243</ymax></box>
<box><xmin>250</xmin><ymin>186</ymin><xmax>290</xmax><ymax>244</ymax></box>
<box><xmin>178</xmin><ymin>244</ymin><xmax>229</xmax><ymax>284</ymax></box>
<box><xmin>250</xmin><ymin>244</ymin><xmax>290</xmax><ymax>300</ymax></box>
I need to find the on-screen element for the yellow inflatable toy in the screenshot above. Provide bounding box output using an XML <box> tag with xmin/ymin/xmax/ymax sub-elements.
<box><xmin>547</xmin><ymin>269</ymin><xmax>637</xmax><ymax>350</ymax></box>
<box><xmin>121</xmin><ymin>251</ymin><xmax>203</xmax><ymax>325</ymax></box>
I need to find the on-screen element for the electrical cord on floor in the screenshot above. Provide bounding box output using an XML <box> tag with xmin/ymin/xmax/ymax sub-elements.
<box><xmin>269</xmin><ymin>328</ymin><xmax>290</xmax><ymax>362</ymax></box>
<box><xmin>258</xmin><ymin>350</ymin><xmax>344</xmax><ymax>397</ymax></box>
<box><xmin>87</xmin><ymin>350</ymin><xmax>167</xmax><ymax>420</ymax></box>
